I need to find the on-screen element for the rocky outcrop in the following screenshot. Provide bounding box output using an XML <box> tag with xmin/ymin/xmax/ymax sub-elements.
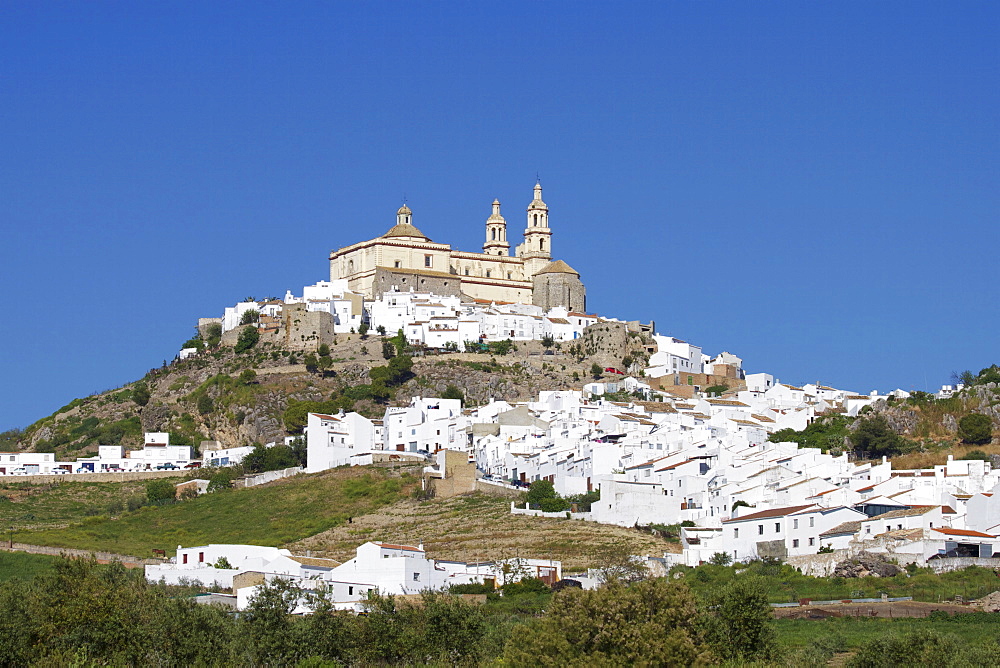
<box><xmin>832</xmin><ymin>551</ymin><xmax>903</xmax><ymax>578</ymax></box>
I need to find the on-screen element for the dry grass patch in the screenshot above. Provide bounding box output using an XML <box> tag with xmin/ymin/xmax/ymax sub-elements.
<box><xmin>287</xmin><ymin>493</ymin><xmax>677</xmax><ymax>571</ymax></box>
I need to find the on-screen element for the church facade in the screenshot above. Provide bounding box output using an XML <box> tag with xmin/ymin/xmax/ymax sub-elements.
<box><xmin>328</xmin><ymin>183</ymin><xmax>586</xmax><ymax>312</ymax></box>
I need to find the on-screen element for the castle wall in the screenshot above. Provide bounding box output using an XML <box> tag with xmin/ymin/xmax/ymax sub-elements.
<box><xmin>532</xmin><ymin>272</ymin><xmax>586</xmax><ymax>312</ymax></box>
<box><xmin>372</xmin><ymin>267</ymin><xmax>463</xmax><ymax>299</ymax></box>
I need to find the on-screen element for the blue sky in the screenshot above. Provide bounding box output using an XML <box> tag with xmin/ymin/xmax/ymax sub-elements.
<box><xmin>2</xmin><ymin>2</ymin><xmax>997</xmax><ymax>431</ymax></box>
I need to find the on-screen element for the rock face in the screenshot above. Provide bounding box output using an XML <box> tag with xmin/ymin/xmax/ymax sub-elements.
<box><xmin>974</xmin><ymin>589</ymin><xmax>1000</xmax><ymax>612</ymax></box>
<box><xmin>832</xmin><ymin>551</ymin><xmax>903</xmax><ymax>578</ymax></box>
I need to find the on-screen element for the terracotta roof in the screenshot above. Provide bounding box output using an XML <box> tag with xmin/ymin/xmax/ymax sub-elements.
<box><xmin>290</xmin><ymin>556</ymin><xmax>342</xmax><ymax>568</ymax></box>
<box><xmin>820</xmin><ymin>520</ymin><xmax>862</xmax><ymax>537</ymax></box>
<box><xmin>382</xmin><ymin>222</ymin><xmax>430</xmax><ymax>240</ymax></box>
<box><xmin>377</xmin><ymin>542</ymin><xmax>424</xmax><ymax>552</ymax></box>
<box><xmin>751</xmin><ymin>414</ymin><xmax>775</xmax><ymax>423</ymax></box>
<box><xmin>312</xmin><ymin>414</ymin><xmax>340</xmax><ymax>421</ymax></box>
<box><xmin>866</xmin><ymin>506</ymin><xmax>936</xmax><ymax>521</ymax></box>
<box><xmin>723</xmin><ymin>504</ymin><xmax>816</xmax><ymax>523</ymax></box>
<box><xmin>547</xmin><ymin>317</ymin><xmax>570</xmax><ymax>324</ymax></box>
<box><xmin>708</xmin><ymin>399</ymin><xmax>749</xmax><ymax>407</ymax></box>
<box><xmin>933</xmin><ymin>527</ymin><xmax>995</xmax><ymax>538</ymax></box>
<box><xmin>535</xmin><ymin>259</ymin><xmax>580</xmax><ymax>276</ymax></box>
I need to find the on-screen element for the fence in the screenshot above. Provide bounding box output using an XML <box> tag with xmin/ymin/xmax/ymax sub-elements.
<box><xmin>509</xmin><ymin>501</ymin><xmax>592</xmax><ymax>520</ymax></box>
<box><xmin>1</xmin><ymin>542</ymin><xmax>163</xmax><ymax>567</ymax></box>
<box><xmin>237</xmin><ymin>466</ymin><xmax>303</xmax><ymax>488</ymax></box>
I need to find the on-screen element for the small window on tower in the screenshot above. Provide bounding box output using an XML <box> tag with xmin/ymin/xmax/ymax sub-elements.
<box><xmin>464</xmin><ymin>268</ymin><xmax>469</xmax><ymax>276</ymax></box>
<box><xmin>425</xmin><ymin>255</ymin><xmax>432</xmax><ymax>268</ymax></box>
<box><xmin>486</xmin><ymin>270</ymin><xmax>491</xmax><ymax>278</ymax></box>
<box><xmin>394</xmin><ymin>260</ymin><xmax>401</xmax><ymax>268</ymax></box>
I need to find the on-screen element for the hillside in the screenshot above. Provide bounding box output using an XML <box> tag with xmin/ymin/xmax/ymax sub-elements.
<box><xmin>4</xmin><ymin>328</ymin><xmax>651</xmax><ymax>461</ymax></box>
<box><xmin>8</xmin><ymin>465</ymin><xmax>676</xmax><ymax>570</ymax></box>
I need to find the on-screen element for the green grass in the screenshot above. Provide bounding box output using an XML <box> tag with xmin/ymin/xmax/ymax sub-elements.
<box><xmin>678</xmin><ymin>562</ymin><xmax>1000</xmax><ymax>604</ymax></box>
<box><xmin>775</xmin><ymin>613</ymin><xmax>1000</xmax><ymax>650</ymax></box>
<box><xmin>15</xmin><ymin>467</ymin><xmax>416</xmax><ymax>557</ymax></box>
<box><xmin>0</xmin><ymin>479</ymin><xmax>156</xmax><ymax>531</ymax></box>
<box><xmin>0</xmin><ymin>552</ymin><xmax>61</xmax><ymax>582</ymax></box>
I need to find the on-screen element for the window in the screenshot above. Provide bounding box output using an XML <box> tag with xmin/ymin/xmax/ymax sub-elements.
<box><xmin>866</xmin><ymin>526</ymin><xmax>871</xmax><ymax>534</ymax></box>
<box><xmin>182</xmin><ymin>554</ymin><xmax>188</xmax><ymax>564</ymax></box>
<box><xmin>464</xmin><ymin>268</ymin><xmax>469</xmax><ymax>276</ymax></box>
<box><xmin>809</xmin><ymin>517</ymin><xmax>814</xmax><ymax>528</ymax></box>
<box><xmin>348</xmin><ymin>586</ymin><xmax>354</xmax><ymax>595</ymax></box>
<box><xmin>808</xmin><ymin>537</ymin><xmax>815</xmax><ymax>546</ymax></box>
<box><xmin>486</xmin><ymin>270</ymin><xmax>491</xmax><ymax>278</ymax></box>
<box><xmin>792</xmin><ymin>539</ymin><xmax>799</xmax><ymax>548</ymax></box>
<box><xmin>539</xmin><ymin>238</ymin><xmax>545</xmax><ymax>250</ymax></box>
<box><xmin>198</xmin><ymin>552</ymin><xmax>204</xmax><ymax>563</ymax></box>
<box><xmin>793</xmin><ymin>519</ymin><xmax>799</xmax><ymax>529</ymax></box>
<box><xmin>413</xmin><ymin>572</ymin><xmax>420</xmax><ymax>582</ymax></box>
<box><xmin>733</xmin><ymin>528</ymin><xmax>739</xmax><ymax>538</ymax></box>
<box><xmin>425</xmin><ymin>255</ymin><xmax>432</xmax><ymax>267</ymax></box>
<box><xmin>394</xmin><ymin>260</ymin><xmax>401</xmax><ymax>268</ymax></box>
<box><xmin>775</xmin><ymin>523</ymin><xmax>781</xmax><ymax>533</ymax></box>
<box><xmin>758</xmin><ymin>525</ymin><xmax>764</xmax><ymax>535</ymax></box>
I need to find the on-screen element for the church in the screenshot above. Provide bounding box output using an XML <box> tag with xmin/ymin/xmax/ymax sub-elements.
<box><xmin>328</xmin><ymin>183</ymin><xmax>586</xmax><ymax>312</ymax></box>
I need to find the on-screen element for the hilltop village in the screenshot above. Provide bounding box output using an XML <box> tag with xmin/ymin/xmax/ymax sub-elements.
<box><xmin>4</xmin><ymin>183</ymin><xmax>998</xmax><ymax>624</ymax></box>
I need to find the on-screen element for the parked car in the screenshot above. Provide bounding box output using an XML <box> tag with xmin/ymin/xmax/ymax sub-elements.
<box><xmin>155</xmin><ymin>463</ymin><xmax>179</xmax><ymax>470</ymax></box>
<box><xmin>75</xmin><ymin>467</ymin><xmax>91</xmax><ymax>473</ymax></box>
<box><xmin>105</xmin><ymin>466</ymin><xmax>124</xmax><ymax>472</ymax></box>
<box><xmin>49</xmin><ymin>468</ymin><xmax>69</xmax><ymax>475</ymax></box>
<box><xmin>184</xmin><ymin>462</ymin><xmax>202</xmax><ymax>469</ymax></box>
<box><xmin>10</xmin><ymin>467</ymin><xmax>29</xmax><ymax>475</ymax></box>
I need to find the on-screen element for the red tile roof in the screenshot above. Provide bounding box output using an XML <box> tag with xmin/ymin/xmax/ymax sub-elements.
<box><xmin>723</xmin><ymin>504</ymin><xmax>817</xmax><ymax>523</ymax></box>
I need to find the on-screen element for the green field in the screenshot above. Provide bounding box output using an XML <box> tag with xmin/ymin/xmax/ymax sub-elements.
<box><xmin>0</xmin><ymin>478</ymin><xmax>160</xmax><ymax>532</ymax></box>
<box><xmin>0</xmin><ymin>552</ymin><xmax>62</xmax><ymax>582</ymax></box>
<box><xmin>676</xmin><ymin>561</ymin><xmax>1000</xmax><ymax>604</ymax></box>
<box><xmin>14</xmin><ymin>467</ymin><xmax>416</xmax><ymax>557</ymax></box>
<box><xmin>775</xmin><ymin>614</ymin><xmax>1000</xmax><ymax>650</ymax></box>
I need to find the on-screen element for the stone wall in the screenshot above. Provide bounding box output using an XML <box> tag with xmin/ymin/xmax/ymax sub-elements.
<box><xmin>426</xmin><ymin>450</ymin><xmax>477</xmax><ymax>498</ymax></box>
<box><xmin>532</xmin><ymin>271</ymin><xmax>585</xmax><ymax>312</ymax></box>
<box><xmin>372</xmin><ymin>267</ymin><xmax>463</xmax><ymax>299</ymax></box>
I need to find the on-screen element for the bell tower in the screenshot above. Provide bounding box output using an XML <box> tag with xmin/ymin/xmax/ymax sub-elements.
<box><xmin>519</xmin><ymin>182</ymin><xmax>552</xmax><ymax>267</ymax></box>
<box><xmin>483</xmin><ymin>199</ymin><xmax>509</xmax><ymax>256</ymax></box>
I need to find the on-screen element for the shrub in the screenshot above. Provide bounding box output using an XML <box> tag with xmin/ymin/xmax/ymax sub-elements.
<box><xmin>958</xmin><ymin>414</ymin><xmax>993</xmax><ymax>445</ymax></box>
<box><xmin>234</xmin><ymin>326</ymin><xmax>260</xmax><ymax>353</ymax></box>
<box><xmin>146</xmin><ymin>479</ymin><xmax>176</xmax><ymax>504</ymax></box>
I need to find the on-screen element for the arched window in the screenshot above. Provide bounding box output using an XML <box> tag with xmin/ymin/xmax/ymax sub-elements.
<box><xmin>348</xmin><ymin>259</ymin><xmax>354</xmax><ymax>274</ymax></box>
<box><xmin>491</xmin><ymin>229</ymin><xmax>496</xmax><ymax>241</ymax></box>
<box><xmin>533</xmin><ymin>214</ymin><xmax>538</xmax><ymax>226</ymax></box>
<box><xmin>539</xmin><ymin>238</ymin><xmax>545</xmax><ymax>250</ymax></box>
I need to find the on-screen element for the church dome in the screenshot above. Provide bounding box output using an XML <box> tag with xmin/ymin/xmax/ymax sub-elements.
<box><xmin>535</xmin><ymin>259</ymin><xmax>579</xmax><ymax>275</ymax></box>
<box><xmin>383</xmin><ymin>222</ymin><xmax>430</xmax><ymax>240</ymax></box>
<box><xmin>397</xmin><ymin>204</ymin><xmax>412</xmax><ymax>216</ymax></box>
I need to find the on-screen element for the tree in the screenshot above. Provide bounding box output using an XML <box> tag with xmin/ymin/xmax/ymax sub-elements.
<box><xmin>213</xmin><ymin>556</ymin><xmax>233</xmax><ymax>569</ymax></box>
<box><xmin>503</xmin><ymin>578</ymin><xmax>712</xmax><ymax>667</ymax></box>
<box><xmin>709</xmin><ymin>552</ymin><xmax>733</xmax><ymax>566</ymax></box>
<box><xmin>541</xmin><ymin>334</ymin><xmax>555</xmax><ymax>348</ymax></box>
<box><xmin>234</xmin><ymin>325</ymin><xmax>260</xmax><ymax>353</ymax></box>
<box><xmin>316</xmin><ymin>355</ymin><xmax>334</xmax><ymax>375</ymax></box>
<box><xmin>239</xmin><ymin>309</ymin><xmax>260</xmax><ymax>325</ymax></box>
<box><xmin>381</xmin><ymin>340</ymin><xmax>395</xmax><ymax>360</ymax></box>
<box><xmin>488</xmin><ymin>339</ymin><xmax>515</xmax><ymax>355</ymax></box>
<box><xmin>358</xmin><ymin>322</ymin><xmax>369</xmax><ymax>339</ymax></box>
<box><xmin>591</xmin><ymin>363</ymin><xmax>603</xmax><ymax>380</ymax></box>
<box><xmin>958</xmin><ymin>413</ymin><xmax>993</xmax><ymax>445</ymax></box>
<box><xmin>590</xmin><ymin>539</ymin><xmax>648</xmax><ymax>585</ymax></box>
<box><xmin>131</xmin><ymin>383</ymin><xmax>151</xmax><ymax>407</ymax></box>
<box><xmin>441</xmin><ymin>385</ymin><xmax>464</xmax><ymax>403</ymax></box>
<box><xmin>238</xmin><ymin>369</ymin><xmax>257</xmax><ymax>385</ymax></box>
<box><xmin>376</xmin><ymin>325</ymin><xmax>386</xmax><ymax>336</ymax></box>
<box><xmin>703</xmin><ymin>575</ymin><xmax>777</xmax><ymax>663</ymax></box>
<box><xmin>303</xmin><ymin>353</ymin><xmax>319</xmax><ymax>373</ymax></box>
<box><xmin>146</xmin><ymin>479</ymin><xmax>176</xmax><ymax>504</ymax></box>
<box><xmin>317</xmin><ymin>343</ymin><xmax>330</xmax><ymax>357</ymax></box>
<box><xmin>850</xmin><ymin>413</ymin><xmax>910</xmax><ymax>458</ymax></box>
<box><xmin>204</xmin><ymin>322</ymin><xmax>223</xmax><ymax>348</ymax></box>
<box><xmin>197</xmin><ymin>393</ymin><xmax>214</xmax><ymax>415</ymax></box>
